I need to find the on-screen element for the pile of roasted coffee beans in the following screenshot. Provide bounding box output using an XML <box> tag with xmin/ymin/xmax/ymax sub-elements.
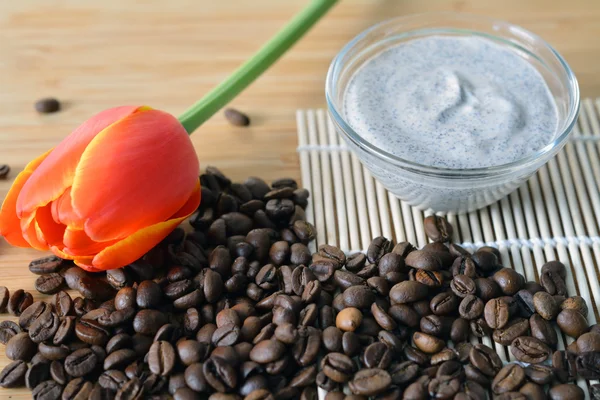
<box><xmin>0</xmin><ymin>167</ymin><xmax>599</xmax><ymax>400</ymax></box>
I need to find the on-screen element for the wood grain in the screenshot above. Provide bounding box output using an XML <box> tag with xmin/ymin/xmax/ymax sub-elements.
<box><xmin>0</xmin><ymin>0</ymin><xmax>599</xmax><ymax>396</ymax></box>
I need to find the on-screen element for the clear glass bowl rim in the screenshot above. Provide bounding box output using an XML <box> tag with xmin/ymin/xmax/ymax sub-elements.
<box><xmin>325</xmin><ymin>11</ymin><xmax>580</xmax><ymax>179</ymax></box>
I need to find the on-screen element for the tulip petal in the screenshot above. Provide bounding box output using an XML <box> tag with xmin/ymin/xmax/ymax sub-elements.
<box><xmin>89</xmin><ymin>181</ymin><xmax>200</xmax><ymax>271</ymax></box>
<box><xmin>0</xmin><ymin>149</ymin><xmax>53</xmax><ymax>247</ymax></box>
<box><xmin>71</xmin><ymin>109</ymin><xmax>199</xmax><ymax>242</ymax></box>
<box><xmin>62</xmin><ymin>227</ymin><xmax>118</xmax><ymax>257</ymax></box>
<box><xmin>17</xmin><ymin>106</ymin><xmax>143</xmax><ymax>217</ymax></box>
<box><xmin>35</xmin><ymin>204</ymin><xmax>66</xmax><ymax>247</ymax></box>
<box><xmin>20</xmin><ymin>210</ymin><xmax>48</xmax><ymax>251</ymax></box>
<box><xmin>51</xmin><ymin>188</ymin><xmax>84</xmax><ymax>229</ymax></box>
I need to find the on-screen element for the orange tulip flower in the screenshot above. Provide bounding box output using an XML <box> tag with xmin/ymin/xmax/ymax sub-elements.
<box><xmin>0</xmin><ymin>106</ymin><xmax>200</xmax><ymax>272</ymax></box>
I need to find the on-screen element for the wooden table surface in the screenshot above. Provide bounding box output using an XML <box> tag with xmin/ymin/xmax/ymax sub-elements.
<box><xmin>0</xmin><ymin>0</ymin><xmax>599</xmax><ymax>397</ymax></box>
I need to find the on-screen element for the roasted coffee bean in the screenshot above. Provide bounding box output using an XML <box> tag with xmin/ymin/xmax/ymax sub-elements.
<box><xmin>492</xmin><ymin>364</ymin><xmax>526</xmax><ymax>394</ymax></box>
<box><xmin>474</xmin><ymin>278</ymin><xmax>501</xmax><ymax>302</ymax></box>
<box><xmin>493</xmin><ymin>268</ymin><xmax>525</xmax><ymax>295</ymax></box>
<box><xmin>349</xmin><ymin>368</ymin><xmax>391</xmax><ymax>396</ymax></box>
<box><xmin>309</xmin><ymin>260</ymin><xmax>335</xmax><ymax>283</ymax></box>
<box><xmin>458</xmin><ymin>295</ymin><xmax>483</xmax><ymax>320</ymax></box>
<box><xmin>405</xmin><ymin>250</ymin><xmax>441</xmax><ymax>271</ymax></box>
<box><xmin>533</xmin><ymin>291</ymin><xmax>559</xmax><ymax>320</ymax></box>
<box><xmin>484</xmin><ymin>297</ymin><xmax>511</xmax><ymax>329</ymax></box>
<box><xmin>293</xmin><ymin>330</ymin><xmax>320</xmax><ymax>366</ymax></box>
<box><xmin>106</xmin><ymin>268</ymin><xmax>131</xmax><ymax>290</ymax></box>
<box><xmin>548</xmin><ymin>384</ymin><xmax>584</xmax><ymax>400</ymax></box>
<box><xmin>493</xmin><ymin>318</ymin><xmax>530</xmax><ymax>346</ymax></box>
<box><xmin>250</xmin><ymin>339</ymin><xmax>285</xmax><ymax>364</ymax></box>
<box><xmin>133</xmin><ymin>309</ymin><xmax>167</xmax><ymax>336</ymax></box>
<box><xmin>413</xmin><ymin>332</ymin><xmax>445</xmax><ymax>354</ymax></box>
<box><xmin>454</xmin><ymin>342</ymin><xmax>472</xmax><ymax>363</ymax></box>
<box><xmin>32</xmin><ymin>380</ymin><xmax>63</xmax><ymax>400</ymax></box>
<box><xmin>541</xmin><ymin>271</ymin><xmax>568</xmax><ymax>297</ymax></box>
<box><xmin>362</xmin><ymin>342</ymin><xmax>392</xmax><ymax>371</ymax></box>
<box><xmin>342</xmin><ymin>286</ymin><xmax>375</xmax><ymax>309</ymax></box>
<box><xmin>428</xmin><ymin>375</ymin><xmax>460</xmax><ymax>399</ymax></box>
<box><xmin>524</xmin><ymin>364</ymin><xmax>554</xmax><ymax>385</ymax></box>
<box><xmin>18</xmin><ymin>301</ymin><xmax>47</xmax><ymax>330</ymax></box>
<box><xmin>388</xmin><ymin>361</ymin><xmax>419</xmax><ymax>386</ymax></box>
<box><xmin>61</xmin><ymin>377</ymin><xmax>93</xmax><ymax>399</ymax></box>
<box><xmin>243</xmin><ymin>176</ymin><xmax>270</xmax><ymax>199</ymax></box>
<box><xmin>115</xmin><ymin>377</ymin><xmax>143</xmax><ymax>400</ymax></box>
<box><xmin>336</xmin><ymin>307</ymin><xmax>362</xmax><ymax>332</ymax></box>
<box><xmin>212</xmin><ymin>323</ymin><xmax>241</xmax><ymax>346</ymax></box>
<box><xmin>148</xmin><ymin>341</ymin><xmax>176</xmax><ymax>376</ymax></box>
<box><xmin>8</xmin><ymin>289</ymin><xmax>34</xmax><ymax>316</ymax></box>
<box><xmin>424</xmin><ymin>215</ymin><xmax>453</xmax><ymax>242</ymax></box>
<box><xmin>75</xmin><ymin>319</ymin><xmax>109</xmax><ymax>346</ymax></box>
<box><xmin>6</xmin><ymin>332</ymin><xmax>37</xmax><ymax>361</ymax></box>
<box><xmin>470</xmin><ymin>344</ymin><xmax>502</xmax><ymax>376</ymax></box>
<box><xmin>53</xmin><ymin>316</ymin><xmax>76</xmax><ymax>345</ymax></box>
<box><xmin>388</xmin><ymin>304</ymin><xmax>419</xmax><ymax>328</ymax></box>
<box><xmin>573</xmin><ymin>351</ymin><xmax>600</xmax><ymax>379</ymax></box>
<box><xmin>317</xmin><ymin>244</ymin><xmax>346</xmax><ymax>267</ymax></box>
<box><xmin>414</xmin><ymin>270</ymin><xmax>443</xmax><ymax>287</ymax></box>
<box><xmin>450</xmin><ymin>318</ymin><xmax>470</xmax><ymax>343</ymax></box>
<box><xmin>35</xmin><ymin>97</ymin><xmax>61</xmax><ymax>113</ymax></box>
<box><xmin>552</xmin><ymin>350</ymin><xmax>577</xmax><ymax>383</ymax></box>
<box><xmin>106</xmin><ymin>333</ymin><xmax>132</xmax><ymax>354</ymax></box>
<box><xmin>464</xmin><ymin>363</ymin><xmax>490</xmax><ymax>386</ymax></box>
<box><xmin>576</xmin><ymin>332</ymin><xmax>600</xmax><ymax>353</ymax></box>
<box><xmin>321</xmin><ymin>353</ymin><xmax>355</xmax><ymax>383</ymax></box>
<box><xmin>512</xmin><ymin>289</ymin><xmax>536</xmax><ymax>318</ymax></box>
<box><xmin>557</xmin><ymin>309</ymin><xmax>589</xmax><ymax>338</ymax></box>
<box><xmin>510</xmin><ymin>336</ymin><xmax>551</xmax><ymax>364</ymax></box>
<box><xmin>34</xmin><ymin>273</ymin><xmax>65</xmax><ymax>295</ymax></box>
<box><xmin>560</xmin><ymin>295</ymin><xmax>588</xmax><ymax>317</ymax></box>
<box><xmin>420</xmin><ymin>315</ymin><xmax>453</xmax><ymax>337</ymax></box>
<box><xmin>64</xmin><ymin>348</ymin><xmax>97</xmax><ymax>377</ymax></box>
<box><xmin>0</xmin><ymin>286</ymin><xmax>8</xmax><ymax>313</ymax></box>
<box><xmin>451</xmin><ymin>256</ymin><xmax>477</xmax><ymax>278</ymax></box>
<box><xmin>390</xmin><ymin>281</ymin><xmax>428</xmax><ymax>304</ymax></box>
<box><xmin>53</xmin><ymin>291</ymin><xmax>73</xmax><ymax>318</ymax></box>
<box><xmin>292</xmin><ymin>220</ymin><xmax>316</xmax><ymax>243</ymax></box>
<box><xmin>530</xmin><ymin>313</ymin><xmax>558</xmax><ymax>347</ymax></box>
<box><xmin>177</xmin><ymin>340</ymin><xmax>208</xmax><ymax>366</ymax></box>
<box><xmin>0</xmin><ymin>164</ymin><xmax>9</xmax><ymax>180</ymax></box>
<box><xmin>29</xmin><ymin>256</ymin><xmax>66</xmax><ymax>275</ymax></box>
<box><xmin>344</xmin><ymin>253</ymin><xmax>366</xmax><ymax>273</ymax></box>
<box><xmin>103</xmin><ymin>349</ymin><xmax>137</xmax><ymax>370</ymax></box>
<box><xmin>203</xmin><ymin>357</ymin><xmax>237</xmax><ymax>393</ymax></box>
<box><xmin>370</xmin><ymin>303</ymin><xmax>396</xmax><ymax>331</ymax></box>
<box><xmin>367</xmin><ymin>237</ymin><xmax>394</xmax><ymax>264</ymax></box>
<box><xmin>428</xmin><ymin>291</ymin><xmax>457</xmax><ymax>316</ymax></box>
<box><xmin>450</xmin><ymin>275</ymin><xmax>475</xmax><ymax>298</ymax></box>
<box><xmin>37</xmin><ymin>343</ymin><xmax>69</xmax><ymax>361</ymax></box>
<box><xmin>0</xmin><ymin>360</ymin><xmax>27</xmax><ymax>388</ymax></box>
<box><xmin>29</xmin><ymin>307</ymin><xmax>60</xmax><ymax>343</ymax></box>
<box><xmin>470</xmin><ymin>318</ymin><xmax>492</xmax><ymax>337</ymax></box>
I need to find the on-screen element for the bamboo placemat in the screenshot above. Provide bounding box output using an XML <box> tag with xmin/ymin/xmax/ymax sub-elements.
<box><xmin>297</xmin><ymin>98</ymin><xmax>600</xmax><ymax>397</ymax></box>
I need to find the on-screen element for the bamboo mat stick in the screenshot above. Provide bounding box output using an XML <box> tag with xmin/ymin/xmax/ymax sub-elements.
<box><xmin>306</xmin><ymin>110</ymin><xmax>326</xmax><ymax>248</ymax></box>
<box><xmin>316</xmin><ymin>110</ymin><xmax>338</xmax><ymax>246</ymax></box>
<box><xmin>325</xmin><ymin>114</ymin><xmax>349</xmax><ymax>250</ymax></box>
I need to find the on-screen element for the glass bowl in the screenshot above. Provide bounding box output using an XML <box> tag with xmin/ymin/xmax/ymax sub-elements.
<box><xmin>325</xmin><ymin>12</ymin><xmax>579</xmax><ymax>213</ymax></box>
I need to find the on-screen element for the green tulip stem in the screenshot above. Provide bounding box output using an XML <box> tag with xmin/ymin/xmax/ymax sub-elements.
<box><xmin>178</xmin><ymin>0</ymin><xmax>337</xmax><ymax>134</ymax></box>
